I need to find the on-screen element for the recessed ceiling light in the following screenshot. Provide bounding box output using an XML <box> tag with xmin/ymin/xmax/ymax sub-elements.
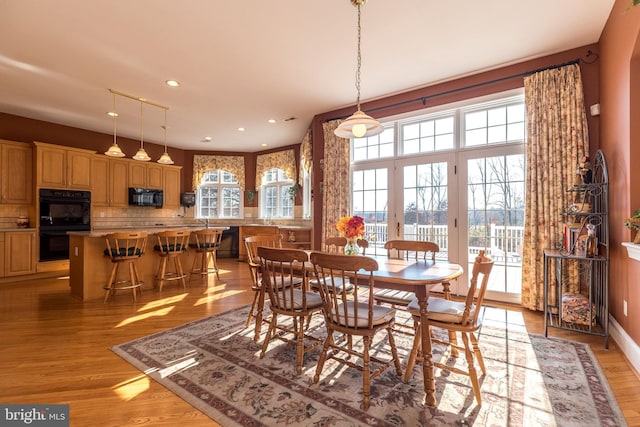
<box><xmin>268</xmin><ymin>119</ymin><xmax>276</xmax><ymax>124</ymax></box>
<box><xmin>261</xmin><ymin>143</ymin><xmax>267</xmax><ymax>147</ymax></box>
<box><xmin>165</xmin><ymin>80</ymin><xmax>180</xmax><ymax>87</ymax></box>
<box><xmin>200</xmin><ymin>136</ymin><xmax>212</xmax><ymax>143</ymax></box>
<box><xmin>107</xmin><ymin>111</ymin><xmax>118</xmax><ymax>117</ymax></box>
<box><xmin>238</xmin><ymin>127</ymin><xmax>245</xmax><ymax>132</ymax></box>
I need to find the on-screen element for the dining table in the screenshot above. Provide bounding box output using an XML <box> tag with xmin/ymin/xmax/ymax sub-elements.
<box><xmin>253</xmin><ymin>251</ymin><xmax>464</xmax><ymax>407</ymax></box>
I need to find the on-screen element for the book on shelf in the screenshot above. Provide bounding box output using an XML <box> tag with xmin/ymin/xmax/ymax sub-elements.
<box><xmin>563</xmin><ymin>222</ymin><xmax>584</xmax><ymax>254</ymax></box>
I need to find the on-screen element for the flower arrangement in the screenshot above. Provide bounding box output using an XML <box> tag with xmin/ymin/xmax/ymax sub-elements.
<box><xmin>335</xmin><ymin>215</ymin><xmax>365</xmax><ymax>240</ymax></box>
<box><xmin>624</xmin><ymin>209</ymin><xmax>640</xmax><ymax>243</ymax></box>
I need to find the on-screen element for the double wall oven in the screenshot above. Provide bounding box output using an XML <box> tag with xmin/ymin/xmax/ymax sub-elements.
<box><xmin>39</xmin><ymin>189</ymin><xmax>91</xmax><ymax>261</ymax></box>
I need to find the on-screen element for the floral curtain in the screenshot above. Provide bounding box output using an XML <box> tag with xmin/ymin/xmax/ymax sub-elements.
<box><xmin>256</xmin><ymin>149</ymin><xmax>296</xmax><ymax>184</ymax></box>
<box><xmin>299</xmin><ymin>128</ymin><xmax>312</xmax><ymax>185</ymax></box>
<box><xmin>192</xmin><ymin>155</ymin><xmax>245</xmax><ymax>190</ymax></box>
<box><xmin>521</xmin><ymin>63</ymin><xmax>589</xmax><ymax>311</ymax></box>
<box><xmin>321</xmin><ymin>120</ymin><xmax>351</xmax><ymax>244</ymax></box>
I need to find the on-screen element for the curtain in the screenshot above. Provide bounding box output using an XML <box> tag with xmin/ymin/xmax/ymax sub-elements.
<box><xmin>256</xmin><ymin>149</ymin><xmax>296</xmax><ymax>184</ymax></box>
<box><xmin>521</xmin><ymin>63</ymin><xmax>589</xmax><ymax>311</ymax></box>
<box><xmin>299</xmin><ymin>128</ymin><xmax>312</xmax><ymax>185</ymax></box>
<box><xmin>321</xmin><ymin>120</ymin><xmax>351</xmax><ymax>244</ymax></box>
<box><xmin>192</xmin><ymin>155</ymin><xmax>245</xmax><ymax>190</ymax></box>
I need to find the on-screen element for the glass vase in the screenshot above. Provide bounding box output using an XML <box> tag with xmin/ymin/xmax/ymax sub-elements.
<box><xmin>344</xmin><ymin>238</ymin><xmax>359</xmax><ymax>256</ymax></box>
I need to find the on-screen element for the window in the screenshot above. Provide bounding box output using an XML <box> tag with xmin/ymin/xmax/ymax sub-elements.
<box><xmin>350</xmin><ymin>90</ymin><xmax>526</xmax><ymax>303</ymax></box>
<box><xmin>260</xmin><ymin>168</ymin><xmax>294</xmax><ymax>219</ymax></box>
<box><xmin>196</xmin><ymin>170</ymin><xmax>242</xmax><ymax>218</ymax></box>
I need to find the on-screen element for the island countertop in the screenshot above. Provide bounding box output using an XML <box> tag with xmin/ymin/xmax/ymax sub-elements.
<box><xmin>69</xmin><ymin>225</ymin><xmax>228</xmax><ymax>238</ymax></box>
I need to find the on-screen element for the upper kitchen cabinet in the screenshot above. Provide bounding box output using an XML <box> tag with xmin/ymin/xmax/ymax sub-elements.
<box><xmin>162</xmin><ymin>165</ymin><xmax>181</xmax><ymax>209</ymax></box>
<box><xmin>0</xmin><ymin>140</ymin><xmax>32</xmax><ymax>204</ymax></box>
<box><xmin>34</xmin><ymin>142</ymin><xmax>95</xmax><ymax>190</ymax></box>
<box><xmin>91</xmin><ymin>155</ymin><xmax>129</xmax><ymax>207</ymax></box>
<box><xmin>129</xmin><ymin>162</ymin><xmax>163</xmax><ymax>189</ymax></box>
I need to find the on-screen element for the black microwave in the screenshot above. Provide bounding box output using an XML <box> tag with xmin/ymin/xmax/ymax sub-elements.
<box><xmin>128</xmin><ymin>188</ymin><xmax>163</xmax><ymax>207</ymax></box>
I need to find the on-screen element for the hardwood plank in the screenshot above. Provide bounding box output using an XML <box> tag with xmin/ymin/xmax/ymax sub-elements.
<box><xmin>0</xmin><ymin>258</ymin><xmax>638</xmax><ymax>426</ymax></box>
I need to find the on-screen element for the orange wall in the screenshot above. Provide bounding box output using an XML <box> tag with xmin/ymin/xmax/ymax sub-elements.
<box><xmin>600</xmin><ymin>0</ymin><xmax>640</xmax><ymax>343</ymax></box>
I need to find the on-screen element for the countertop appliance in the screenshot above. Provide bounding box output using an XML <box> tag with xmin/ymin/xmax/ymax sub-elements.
<box><xmin>129</xmin><ymin>188</ymin><xmax>163</xmax><ymax>207</ymax></box>
<box><xmin>39</xmin><ymin>188</ymin><xmax>91</xmax><ymax>261</ymax></box>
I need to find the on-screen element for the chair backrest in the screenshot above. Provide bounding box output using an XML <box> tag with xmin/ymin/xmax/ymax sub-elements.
<box><xmin>244</xmin><ymin>234</ymin><xmax>284</xmax><ymax>285</ymax></box>
<box><xmin>155</xmin><ymin>230</ymin><xmax>190</xmax><ymax>254</ymax></box>
<box><xmin>104</xmin><ymin>231</ymin><xmax>148</xmax><ymax>260</ymax></box>
<box><xmin>461</xmin><ymin>250</ymin><xmax>494</xmax><ymax>326</ymax></box>
<box><xmin>190</xmin><ymin>228</ymin><xmax>223</xmax><ymax>251</ymax></box>
<box><xmin>323</xmin><ymin>236</ymin><xmax>347</xmax><ymax>253</ymax></box>
<box><xmin>258</xmin><ymin>247</ymin><xmax>310</xmax><ymax>312</ymax></box>
<box><xmin>309</xmin><ymin>251</ymin><xmax>379</xmax><ymax>330</ymax></box>
<box><xmin>356</xmin><ymin>239</ymin><xmax>369</xmax><ymax>255</ymax></box>
<box><xmin>384</xmin><ymin>239</ymin><xmax>439</xmax><ymax>261</ymax></box>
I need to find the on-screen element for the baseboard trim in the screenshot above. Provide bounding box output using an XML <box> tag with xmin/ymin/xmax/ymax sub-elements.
<box><xmin>609</xmin><ymin>314</ymin><xmax>640</xmax><ymax>376</ymax></box>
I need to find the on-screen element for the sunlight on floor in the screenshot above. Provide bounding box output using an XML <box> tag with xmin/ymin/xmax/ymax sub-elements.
<box><xmin>137</xmin><ymin>294</ymin><xmax>188</xmax><ymax>311</ymax></box>
<box><xmin>194</xmin><ymin>289</ymin><xmax>244</xmax><ymax>307</ymax></box>
<box><xmin>115</xmin><ymin>306</ymin><xmax>175</xmax><ymax>328</ymax></box>
<box><xmin>112</xmin><ymin>374</ymin><xmax>150</xmax><ymax>401</ymax></box>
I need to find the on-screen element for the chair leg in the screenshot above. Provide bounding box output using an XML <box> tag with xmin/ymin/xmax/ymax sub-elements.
<box><xmin>296</xmin><ymin>315</ymin><xmax>305</xmax><ymax>375</ymax></box>
<box><xmin>156</xmin><ymin>256</ymin><xmax>167</xmax><ymax>291</ymax></box>
<box><xmin>314</xmin><ymin>332</ymin><xmax>334</xmax><ymax>384</ymax></box>
<box><xmin>362</xmin><ymin>335</ymin><xmax>371</xmax><ymax>410</ymax></box>
<box><xmin>174</xmin><ymin>256</ymin><xmax>186</xmax><ymax>289</ymax></box>
<box><xmin>470</xmin><ymin>332</ymin><xmax>486</xmax><ymax>374</ymax></box>
<box><xmin>211</xmin><ymin>251</ymin><xmax>220</xmax><ymax>279</ymax></box>
<box><xmin>246</xmin><ymin>290</ymin><xmax>259</xmax><ymax>328</ymax></box>
<box><xmin>260</xmin><ymin>314</ymin><xmax>277</xmax><ymax>358</ymax></box>
<box><xmin>128</xmin><ymin>261</ymin><xmax>137</xmax><ymax>302</ymax></box>
<box><xmin>404</xmin><ymin>322</ymin><xmax>421</xmax><ymax>382</ymax></box>
<box><xmin>387</xmin><ymin>327</ymin><xmax>403</xmax><ymax>376</ymax></box>
<box><xmin>104</xmin><ymin>262</ymin><xmax>119</xmax><ymax>303</ymax></box>
<box><xmin>461</xmin><ymin>332</ymin><xmax>482</xmax><ymax>405</ymax></box>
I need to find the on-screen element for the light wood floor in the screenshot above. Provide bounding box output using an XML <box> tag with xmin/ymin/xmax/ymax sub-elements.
<box><xmin>1</xmin><ymin>258</ymin><xmax>639</xmax><ymax>426</ymax></box>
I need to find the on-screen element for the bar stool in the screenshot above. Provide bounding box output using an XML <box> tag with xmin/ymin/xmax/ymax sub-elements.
<box><xmin>189</xmin><ymin>228</ymin><xmax>224</xmax><ymax>283</ymax></box>
<box><xmin>103</xmin><ymin>231</ymin><xmax>148</xmax><ymax>303</ymax></box>
<box><xmin>154</xmin><ymin>230</ymin><xmax>190</xmax><ymax>291</ymax></box>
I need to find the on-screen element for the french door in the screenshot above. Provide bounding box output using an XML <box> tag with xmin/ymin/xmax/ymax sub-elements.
<box><xmin>352</xmin><ymin>147</ymin><xmax>524</xmax><ymax>303</ymax></box>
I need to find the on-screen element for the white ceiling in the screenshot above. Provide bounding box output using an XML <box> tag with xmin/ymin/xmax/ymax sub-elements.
<box><xmin>0</xmin><ymin>0</ymin><xmax>614</xmax><ymax>153</ymax></box>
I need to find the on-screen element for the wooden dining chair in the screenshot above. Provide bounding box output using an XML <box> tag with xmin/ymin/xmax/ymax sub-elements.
<box><xmin>404</xmin><ymin>250</ymin><xmax>494</xmax><ymax>405</ymax></box>
<box><xmin>257</xmin><ymin>247</ymin><xmax>323</xmax><ymax>375</ymax></box>
<box><xmin>373</xmin><ymin>240</ymin><xmax>442</xmax><ymax>308</ymax></box>
<box><xmin>244</xmin><ymin>234</ymin><xmax>294</xmax><ymax>340</ymax></box>
<box><xmin>309</xmin><ymin>251</ymin><xmax>403</xmax><ymax>410</ymax></box>
<box><xmin>308</xmin><ymin>236</ymin><xmax>354</xmax><ymax>294</ymax></box>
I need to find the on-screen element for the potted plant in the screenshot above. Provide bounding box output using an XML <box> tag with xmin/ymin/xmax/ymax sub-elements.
<box><xmin>624</xmin><ymin>209</ymin><xmax>640</xmax><ymax>243</ymax></box>
<box><xmin>287</xmin><ymin>183</ymin><xmax>301</xmax><ymax>200</ymax></box>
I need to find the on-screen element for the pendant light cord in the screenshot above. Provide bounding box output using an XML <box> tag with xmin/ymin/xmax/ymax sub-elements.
<box><xmin>139</xmin><ymin>101</ymin><xmax>144</xmax><ymax>149</ymax></box>
<box><xmin>355</xmin><ymin>2</ymin><xmax>362</xmax><ymax>111</ymax></box>
<box><xmin>112</xmin><ymin>94</ymin><xmax>117</xmax><ymax>145</ymax></box>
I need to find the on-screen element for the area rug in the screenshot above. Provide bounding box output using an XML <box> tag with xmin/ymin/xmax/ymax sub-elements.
<box><xmin>112</xmin><ymin>305</ymin><xmax>626</xmax><ymax>426</ymax></box>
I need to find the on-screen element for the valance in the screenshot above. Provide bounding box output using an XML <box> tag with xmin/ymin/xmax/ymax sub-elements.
<box><xmin>192</xmin><ymin>155</ymin><xmax>245</xmax><ymax>190</ymax></box>
<box><xmin>256</xmin><ymin>149</ymin><xmax>296</xmax><ymax>184</ymax></box>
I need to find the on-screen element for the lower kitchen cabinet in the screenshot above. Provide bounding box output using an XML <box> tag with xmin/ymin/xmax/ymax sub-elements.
<box><xmin>1</xmin><ymin>230</ymin><xmax>37</xmax><ymax>277</ymax></box>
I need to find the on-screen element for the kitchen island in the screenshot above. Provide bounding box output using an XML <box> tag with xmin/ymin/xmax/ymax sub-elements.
<box><xmin>68</xmin><ymin>226</ymin><xmax>227</xmax><ymax>301</ymax></box>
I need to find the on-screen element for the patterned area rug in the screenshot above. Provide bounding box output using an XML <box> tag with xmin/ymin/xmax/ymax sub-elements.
<box><xmin>112</xmin><ymin>305</ymin><xmax>626</xmax><ymax>426</ymax></box>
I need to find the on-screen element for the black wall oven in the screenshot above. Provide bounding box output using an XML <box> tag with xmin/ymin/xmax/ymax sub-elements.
<box><xmin>39</xmin><ymin>189</ymin><xmax>91</xmax><ymax>261</ymax></box>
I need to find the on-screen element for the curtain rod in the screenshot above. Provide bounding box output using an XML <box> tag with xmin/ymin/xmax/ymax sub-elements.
<box><xmin>326</xmin><ymin>50</ymin><xmax>596</xmax><ymax>122</ymax></box>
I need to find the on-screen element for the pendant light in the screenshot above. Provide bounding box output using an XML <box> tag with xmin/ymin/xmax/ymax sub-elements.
<box><xmin>157</xmin><ymin>108</ymin><xmax>174</xmax><ymax>164</ymax></box>
<box><xmin>104</xmin><ymin>92</ymin><xmax>126</xmax><ymax>157</ymax></box>
<box><xmin>334</xmin><ymin>0</ymin><xmax>383</xmax><ymax>139</ymax></box>
<box><xmin>133</xmin><ymin>100</ymin><xmax>151</xmax><ymax>161</ymax></box>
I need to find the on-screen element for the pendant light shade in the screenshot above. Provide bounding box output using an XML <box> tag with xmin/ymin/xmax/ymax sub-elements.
<box><xmin>157</xmin><ymin>109</ymin><xmax>174</xmax><ymax>164</ymax></box>
<box><xmin>105</xmin><ymin>93</ymin><xmax>126</xmax><ymax>157</ymax></box>
<box><xmin>133</xmin><ymin>100</ymin><xmax>151</xmax><ymax>161</ymax></box>
<box><xmin>334</xmin><ymin>0</ymin><xmax>383</xmax><ymax>139</ymax></box>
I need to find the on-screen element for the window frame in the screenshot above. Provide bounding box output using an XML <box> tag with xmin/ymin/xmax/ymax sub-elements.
<box><xmin>196</xmin><ymin>170</ymin><xmax>243</xmax><ymax>219</ymax></box>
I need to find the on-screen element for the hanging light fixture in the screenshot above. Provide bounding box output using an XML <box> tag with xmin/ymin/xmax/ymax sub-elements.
<box><xmin>157</xmin><ymin>108</ymin><xmax>174</xmax><ymax>164</ymax></box>
<box><xmin>334</xmin><ymin>0</ymin><xmax>383</xmax><ymax>139</ymax></box>
<box><xmin>104</xmin><ymin>92</ymin><xmax>126</xmax><ymax>157</ymax></box>
<box><xmin>132</xmin><ymin>100</ymin><xmax>151</xmax><ymax>161</ymax></box>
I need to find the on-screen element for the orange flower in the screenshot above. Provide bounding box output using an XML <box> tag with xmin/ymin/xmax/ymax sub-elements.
<box><xmin>335</xmin><ymin>215</ymin><xmax>365</xmax><ymax>239</ymax></box>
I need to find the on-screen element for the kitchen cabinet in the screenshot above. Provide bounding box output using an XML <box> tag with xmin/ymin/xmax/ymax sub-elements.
<box><xmin>34</xmin><ymin>142</ymin><xmax>94</xmax><ymax>190</ymax></box>
<box><xmin>280</xmin><ymin>227</ymin><xmax>312</xmax><ymax>250</ymax></box>
<box><xmin>91</xmin><ymin>156</ymin><xmax>129</xmax><ymax>207</ymax></box>
<box><xmin>1</xmin><ymin>230</ymin><xmax>36</xmax><ymax>277</ymax></box>
<box><xmin>162</xmin><ymin>166</ymin><xmax>181</xmax><ymax>209</ymax></box>
<box><xmin>129</xmin><ymin>162</ymin><xmax>163</xmax><ymax>189</ymax></box>
<box><xmin>0</xmin><ymin>140</ymin><xmax>32</xmax><ymax>204</ymax></box>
